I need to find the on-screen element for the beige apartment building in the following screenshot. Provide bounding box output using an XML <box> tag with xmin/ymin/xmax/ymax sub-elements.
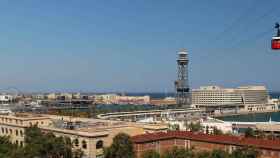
<box><xmin>94</xmin><ymin>94</ymin><xmax>118</xmax><ymax>104</ymax></box>
<box><xmin>0</xmin><ymin>113</ymin><xmax>168</xmax><ymax>158</ymax></box>
<box><xmin>93</xmin><ymin>94</ymin><xmax>150</xmax><ymax>105</ymax></box>
<box><xmin>0</xmin><ymin>114</ymin><xmax>52</xmax><ymax>146</ymax></box>
<box><xmin>112</xmin><ymin>95</ymin><xmax>150</xmax><ymax>105</ymax></box>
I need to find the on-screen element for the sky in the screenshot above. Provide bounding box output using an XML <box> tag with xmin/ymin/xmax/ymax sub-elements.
<box><xmin>0</xmin><ymin>0</ymin><xmax>279</xmax><ymax>93</ymax></box>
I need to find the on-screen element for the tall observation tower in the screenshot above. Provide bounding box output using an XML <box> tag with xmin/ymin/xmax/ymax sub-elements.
<box><xmin>174</xmin><ymin>49</ymin><xmax>191</xmax><ymax>107</ymax></box>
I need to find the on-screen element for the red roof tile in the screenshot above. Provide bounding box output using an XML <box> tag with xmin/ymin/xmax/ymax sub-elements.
<box><xmin>132</xmin><ymin>131</ymin><xmax>280</xmax><ymax>151</ymax></box>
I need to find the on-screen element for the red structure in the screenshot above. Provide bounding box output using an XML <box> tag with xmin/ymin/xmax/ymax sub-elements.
<box><xmin>272</xmin><ymin>37</ymin><xmax>280</xmax><ymax>50</ymax></box>
<box><xmin>132</xmin><ymin>131</ymin><xmax>280</xmax><ymax>158</ymax></box>
<box><xmin>272</xmin><ymin>23</ymin><xmax>280</xmax><ymax>50</ymax></box>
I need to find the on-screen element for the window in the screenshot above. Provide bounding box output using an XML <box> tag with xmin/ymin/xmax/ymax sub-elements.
<box><xmin>73</xmin><ymin>138</ymin><xmax>79</xmax><ymax>147</ymax></box>
<box><xmin>9</xmin><ymin>129</ymin><xmax>12</xmax><ymax>134</ymax></box>
<box><xmin>82</xmin><ymin>140</ymin><xmax>87</xmax><ymax>149</ymax></box>
<box><xmin>16</xmin><ymin>130</ymin><xmax>18</xmax><ymax>136</ymax></box>
<box><xmin>20</xmin><ymin>141</ymin><xmax>23</xmax><ymax>147</ymax></box>
<box><xmin>20</xmin><ymin>130</ymin><xmax>23</xmax><ymax>137</ymax></box>
<box><xmin>96</xmin><ymin>140</ymin><xmax>103</xmax><ymax>149</ymax></box>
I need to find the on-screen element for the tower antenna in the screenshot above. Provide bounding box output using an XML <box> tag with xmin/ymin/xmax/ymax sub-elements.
<box><xmin>174</xmin><ymin>49</ymin><xmax>191</xmax><ymax>108</ymax></box>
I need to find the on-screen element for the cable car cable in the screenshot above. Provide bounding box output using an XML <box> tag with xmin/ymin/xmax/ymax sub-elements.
<box><xmin>222</xmin><ymin>3</ymin><xmax>279</xmax><ymax>45</ymax></box>
<box><xmin>202</xmin><ymin>0</ymin><xmax>258</xmax><ymax>59</ymax></box>
<box><xmin>213</xmin><ymin>0</ymin><xmax>258</xmax><ymax>42</ymax></box>
<box><xmin>229</xmin><ymin>27</ymin><xmax>274</xmax><ymax>50</ymax></box>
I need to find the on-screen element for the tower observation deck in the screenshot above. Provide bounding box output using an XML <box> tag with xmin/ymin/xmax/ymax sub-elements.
<box><xmin>174</xmin><ymin>49</ymin><xmax>191</xmax><ymax>107</ymax></box>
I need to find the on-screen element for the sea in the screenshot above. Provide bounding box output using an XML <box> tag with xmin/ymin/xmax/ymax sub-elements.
<box><xmin>218</xmin><ymin>112</ymin><xmax>280</xmax><ymax>122</ymax></box>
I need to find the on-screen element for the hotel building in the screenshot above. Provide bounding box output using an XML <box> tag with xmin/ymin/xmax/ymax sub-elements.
<box><xmin>191</xmin><ymin>86</ymin><xmax>278</xmax><ymax>113</ymax></box>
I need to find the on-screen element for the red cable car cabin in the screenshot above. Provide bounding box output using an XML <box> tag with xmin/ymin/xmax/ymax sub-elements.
<box><xmin>272</xmin><ymin>22</ymin><xmax>280</xmax><ymax>50</ymax></box>
<box><xmin>272</xmin><ymin>36</ymin><xmax>280</xmax><ymax>50</ymax></box>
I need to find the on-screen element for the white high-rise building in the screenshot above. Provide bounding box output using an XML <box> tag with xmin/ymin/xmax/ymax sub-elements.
<box><xmin>192</xmin><ymin>86</ymin><xmax>242</xmax><ymax>106</ymax></box>
<box><xmin>192</xmin><ymin>86</ymin><xmax>278</xmax><ymax>113</ymax></box>
<box><xmin>192</xmin><ymin>86</ymin><xmax>268</xmax><ymax>107</ymax></box>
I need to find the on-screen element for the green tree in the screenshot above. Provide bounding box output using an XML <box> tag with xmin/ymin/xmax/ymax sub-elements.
<box><xmin>105</xmin><ymin>133</ymin><xmax>134</xmax><ymax>158</ymax></box>
<box><xmin>230</xmin><ymin>146</ymin><xmax>259</xmax><ymax>158</ymax></box>
<box><xmin>23</xmin><ymin>125</ymin><xmax>82</xmax><ymax>158</ymax></box>
<box><xmin>169</xmin><ymin>124</ymin><xmax>180</xmax><ymax>131</ymax></box>
<box><xmin>141</xmin><ymin>150</ymin><xmax>160</xmax><ymax>158</ymax></box>
<box><xmin>186</xmin><ymin>122</ymin><xmax>202</xmax><ymax>132</ymax></box>
<box><xmin>210</xmin><ymin>149</ymin><xmax>229</xmax><ymax>158</ymax></box>
<box><xmin>0</xmin><ymin>136</ymin><xmax>15</xmax><ymax>158</ymax></box>
<box><xmin>213</xmin><ymin>127</ymin><xmax>223</xmax><ymax>135</ymax></box>
<box><xmin>195</xmin><ymin>151</ymin><xmax>211</xmax><ymax>158</ymax></box>
<box><xmin>254</xmin><ymin>130</ymin><xmax>265</xmax><ymax>139</ymax></box>
<box><xmin>244</xmin><ymin>128</ymin><xmax>255</xmax><ymax>138</ymax></box>
<box><xmin>161</xmin><ymin>147</ymin><xmax>194</xmax><ymax>158</ymax></box>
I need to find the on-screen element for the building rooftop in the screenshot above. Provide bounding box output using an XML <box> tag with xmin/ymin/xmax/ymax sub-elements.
<box><xmin>132</xmin><ymin>131</ymin><xmax>280</xmax><ymax>151</ymax></box>
<box><xmin>193</xmin><ymin>85</ymin><xmax>267</xmax><ymax>91</ymax></box>
<box><xmin>0</xmin><ymin>113</ymin><xmax>168</xmax><ymax>138</ymax></box>
<box><xmin>44</xmin><ymin>114</ymin><xmax>168</xmax><ymax>136</ymax></box>
<box><xmin>41</xmin><ymin>126</ymin><xmax>109</xmax><ymax>138</ymax></box>
<box><xmin>256</xmin><ymin>123</ymin><xmax>280</xmax><ymax>132</ymax></box>
<box><xmin>0</xmin><ymin>113</ymin><xmax>50</xmax><ymax>121</ymax></box>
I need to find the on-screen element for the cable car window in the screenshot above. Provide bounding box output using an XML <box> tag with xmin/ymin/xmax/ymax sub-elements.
<box><xmin>272</xmin><ymin>23</ymin><xmax>280</xmax><ymax>50</ymax></box>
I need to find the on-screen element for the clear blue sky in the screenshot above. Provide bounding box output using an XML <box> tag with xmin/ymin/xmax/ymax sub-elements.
<box><xmin>0</xmin><ymin>0</ymin><xmax>279</xmax><ymax>92</ymax></box>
